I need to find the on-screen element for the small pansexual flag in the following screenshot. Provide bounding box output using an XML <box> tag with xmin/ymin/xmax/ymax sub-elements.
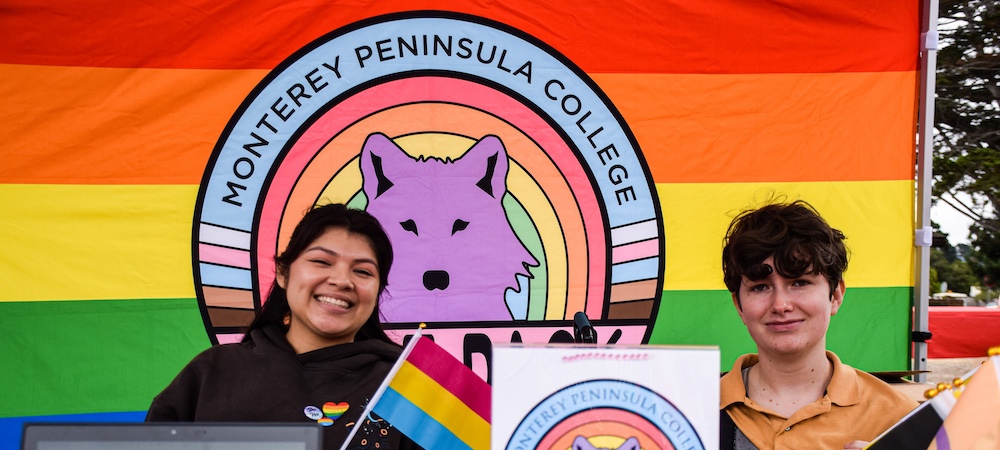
<box><xmin>340</xmin><ymin>327</ymin><xmax>491</xmax><ymax>450</ymax></box>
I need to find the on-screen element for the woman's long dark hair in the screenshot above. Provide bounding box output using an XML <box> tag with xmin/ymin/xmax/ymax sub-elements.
<box><xmin>243</xmin><ymin>203</ymin><xmax>395</xmax><ymax>345</ymax></box>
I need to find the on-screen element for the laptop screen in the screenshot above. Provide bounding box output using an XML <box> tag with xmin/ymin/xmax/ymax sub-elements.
<box><xmin>21</xmin><ymin>423</ymin><xmax>323</xmax><ymax>450</ymax></box>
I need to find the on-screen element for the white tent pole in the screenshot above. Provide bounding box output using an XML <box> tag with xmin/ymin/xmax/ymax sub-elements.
<box><xmin>913</xmin><ymin>0</ymin><xmax>940</xmax><ymax>383</ymax></box>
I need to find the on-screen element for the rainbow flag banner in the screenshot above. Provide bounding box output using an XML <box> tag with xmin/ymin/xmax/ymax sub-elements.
<box><xmin>352</xmin><ymin>330</ymin><xmax>490</xmax><ymax>450</ymax></box>
<box><xmin>2</xmin><ymin>1</ymin><xmax>921</xmax><ymax>447</ymax></box>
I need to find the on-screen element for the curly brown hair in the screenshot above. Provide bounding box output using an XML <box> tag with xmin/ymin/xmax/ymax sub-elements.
<box><xmin>722</xmin><ymin>200</ymin><xmax>848</xmax><ymax>306</ymax></box>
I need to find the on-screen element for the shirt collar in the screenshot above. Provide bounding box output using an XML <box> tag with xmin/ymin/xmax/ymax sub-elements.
<box><xmin>719</xmin><ymin>351</ymin><xmax>861</xmax><ymax>409</ymax></box>
<box><xmin>720</xmin><ymin>353</ymin><xmax>758</xmax><ymax>409</ymax></box>
<box><xmin>824</xmin><ymin>350</ymin><xmax>861</xmax><ymax>406</ymax></box>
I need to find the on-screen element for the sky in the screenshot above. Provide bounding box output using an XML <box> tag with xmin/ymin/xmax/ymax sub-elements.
<box><xmin>930</xmin><ymin>189</ymin><xmax>997</xmax><ymax>247</ymax></box>
<box><xmin>933</xmin><ymin>201</ymin><xmax>974</xmax><ymax>246</ymax></box>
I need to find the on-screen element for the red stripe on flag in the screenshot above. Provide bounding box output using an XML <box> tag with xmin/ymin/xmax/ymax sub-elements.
<box><xmin>1</xmin><ymin>0</ymin><xmax>917</xmax><ymax>73</ymax></box>
<box><xmin>406</xmin><ymin>337</ymin><xmax>491</xmax><ymax>422</ymax></box>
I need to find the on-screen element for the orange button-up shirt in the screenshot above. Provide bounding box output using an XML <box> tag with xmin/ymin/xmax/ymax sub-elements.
<box><xmin>720</xmin><ymin>351</ymin><xmax>917</xmax><ymax>450</ymax></box>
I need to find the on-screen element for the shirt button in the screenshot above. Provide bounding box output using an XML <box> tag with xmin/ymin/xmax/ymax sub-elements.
<box><xmin>785</xmin><ymin>427</ymin><xmax>791</xmax><ymax>431</ymax></box>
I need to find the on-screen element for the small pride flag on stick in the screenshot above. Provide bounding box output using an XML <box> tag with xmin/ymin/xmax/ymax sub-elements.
<box><xmin>340</xmin><ymin>326</ymin><xmax>491</xmax><ymax>450</ymax></box>
<box><xmin>866</xmin><ymin>346</ymin><xmax>1000</xmax><ymax>450</ymax></box>
<box><xmin>928</xmin><ymin>346</ymin><xmax>1000</xmax><ymax>450</ymax></box>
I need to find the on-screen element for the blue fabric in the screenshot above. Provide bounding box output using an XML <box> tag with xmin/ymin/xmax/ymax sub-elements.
<box><xmin>373</xmin><ymin>388</ymin><xmax>470</xmax><ymax>450</ymax></box>
<box><xmin>1</xmin><ymin>411</ymin><xmax>145</xmax><ymax>450</ymax></box>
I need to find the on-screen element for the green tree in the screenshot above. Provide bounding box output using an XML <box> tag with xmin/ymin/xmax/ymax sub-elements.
<box><xmin>931</xmin><ymin>225</ymin><xmax>979</xmax><ymax>294</ymax></box>
<box><xmin>934</xmin><ymin>0</ymin><xmax>1000</xmax><ymax>288</ymax></box>
<box><xmin>931</xmin><ymin>247</ymin><xmax>978</xmax><ymax>294</ymax></box>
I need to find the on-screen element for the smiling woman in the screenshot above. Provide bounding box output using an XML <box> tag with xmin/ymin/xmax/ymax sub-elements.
<box><xmin>146</xmin><ymin>204</ymin><xmax>422</xmax><ymax>450</ymax></box>
<box><xmin>279</xmin><ymin>227</ymin><xmax>382</xmax><ymax>353</ymax></box>
<box><xmin>244</xmin><ymin>203</ymin><xmax>395</xmax><ymax>347</ymax></box>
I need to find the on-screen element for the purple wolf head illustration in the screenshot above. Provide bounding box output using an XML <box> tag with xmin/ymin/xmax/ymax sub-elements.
<box><xmin>573</xmin><ymin>436</ymin><xmax>641</xmax><ymax>450</ymax></box>
<box><xmin>359</xmin><ymin>132</ymin><xmax>538</xmax><ymax>322</ymax></box>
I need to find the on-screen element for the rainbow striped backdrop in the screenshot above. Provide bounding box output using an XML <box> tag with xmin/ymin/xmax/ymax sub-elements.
<box><xmin>0</xmin><ymin>0</ymin><xmax>919</xmax><ymax>446</ymax></box>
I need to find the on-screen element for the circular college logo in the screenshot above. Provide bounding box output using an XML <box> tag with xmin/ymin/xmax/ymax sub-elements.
<box><xmin>506</xmin><ymin>379</ymin><xmax>704</xmax><ymax>450</ymax></box>
<box><xmin>192</xmin><ymin>12</ymin><xmax>664</xmax><ymax>358</ymax></box>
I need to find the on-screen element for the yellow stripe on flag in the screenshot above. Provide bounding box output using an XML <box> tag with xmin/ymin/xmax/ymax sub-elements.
<box><xmin>0</xmin><ymin>184</ymin><xmax>197</xmax><ymax>301</ymax></box>
<box><xmin>659</xmin><ymin>180</ymin><xmax>914</xmax><ymax>291</ymax></box>
<box><xmin>0</xmin><ymin>181</ymin><xmax>912</xmax><ymax>301</ymax></box>
<box><xmin>389</xmin><ymin>361</ymin><xmax>490</xmax><ymax>449</ymax></box>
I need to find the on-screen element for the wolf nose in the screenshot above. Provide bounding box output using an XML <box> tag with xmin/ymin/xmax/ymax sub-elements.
<box><xmin>423</xmin><ymin>270</ymin><xmax>450</xmax><ymax>290</ymax></box>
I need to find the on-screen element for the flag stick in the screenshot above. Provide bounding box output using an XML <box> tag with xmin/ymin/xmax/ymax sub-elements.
<box><xmin>339</xmin><ymin>324</ymin><xmax>426</xmax><ymax>450</ymax></box>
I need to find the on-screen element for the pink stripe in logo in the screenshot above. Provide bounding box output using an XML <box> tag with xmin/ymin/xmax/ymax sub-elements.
<box><xmin>612</xmin><ymin>239</ymin><xmax>659</xmax><ymax>265</ymax></box>
<box><xmin>199</xmin><ymin>243</ymin><xmax>252</xmax><ymax>269</ymax></box>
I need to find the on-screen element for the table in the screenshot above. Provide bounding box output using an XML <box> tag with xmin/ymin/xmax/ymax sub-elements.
<box><xmin>927</xmin><ymin>306</ymin><xmax>1000</xmax><ymax>358</ymax></box>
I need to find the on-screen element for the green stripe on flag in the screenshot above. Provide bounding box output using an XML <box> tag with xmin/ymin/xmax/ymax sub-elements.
<box><xmin>0</xmin><ymin>298</ymin><xmax>210</xmax><ymax>417</ymax></box>
<box><xmin>650</xmin><ymin>287</ymin><xmax>912</xmax><ymax>372</ymax></box>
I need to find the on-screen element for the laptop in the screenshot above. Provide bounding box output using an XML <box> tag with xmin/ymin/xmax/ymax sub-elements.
<box><xmin>21</xmin><ymin>423</ymin><xmax>323</xmax><ymax>450</ymax></box>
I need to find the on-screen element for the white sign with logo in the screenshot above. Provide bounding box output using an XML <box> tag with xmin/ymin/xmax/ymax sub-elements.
<box><xmin>492</xmin><ymin>344</ymin><xmax>719</xmax><ymax>450</ymax></box>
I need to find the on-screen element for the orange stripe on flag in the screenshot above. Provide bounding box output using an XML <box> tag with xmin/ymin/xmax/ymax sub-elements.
<box><xmin>0</xmin><ymin>64</ymin><xmax>265</xmax><ymax>184</ymax></box>
<box><xmin>3</xmin><ymin>66</ymin><xmax>915</xmax><ymax>185</ymax></box>
<box><xmin>596</xmin><ymin>71</ymin><xmax>918</xmax><ymax>183</ymax></box>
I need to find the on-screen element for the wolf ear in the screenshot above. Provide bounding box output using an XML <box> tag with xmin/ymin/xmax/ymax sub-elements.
<box><xmin>359</xmin><ymin>132</ymin><xmax>406</xmax><ymax>199</ymax></box>
<box><xmin>617</xmin><ymin>437</ymin><xmax>640</xmax><ymax>450</ymax></box>
<box><xmin>571</xmin><ymin>436</ymin><xmax>598</xmax><ymax>450</ymax></box>
<box><xmin>458</xmin><ymin>135</ymin><xmax>509</xmax><ymax>199</ymax></box>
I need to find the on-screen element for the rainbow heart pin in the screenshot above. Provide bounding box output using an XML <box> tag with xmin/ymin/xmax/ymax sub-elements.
<box><xmin>322</xmin><ymin>401</ymin><xmax>350</xmax><ymax>422</ymax></box>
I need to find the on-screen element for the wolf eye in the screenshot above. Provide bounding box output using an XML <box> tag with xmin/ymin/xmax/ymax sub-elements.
<box><xmin>452</xmin><ymin>219</ymin><xmax>469</xmax><ymax>235</ymax></box>
<box><xmin>400</xmin><ymin>219</ymin><xmax>418</xmax><ymax>236</ymax></box>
